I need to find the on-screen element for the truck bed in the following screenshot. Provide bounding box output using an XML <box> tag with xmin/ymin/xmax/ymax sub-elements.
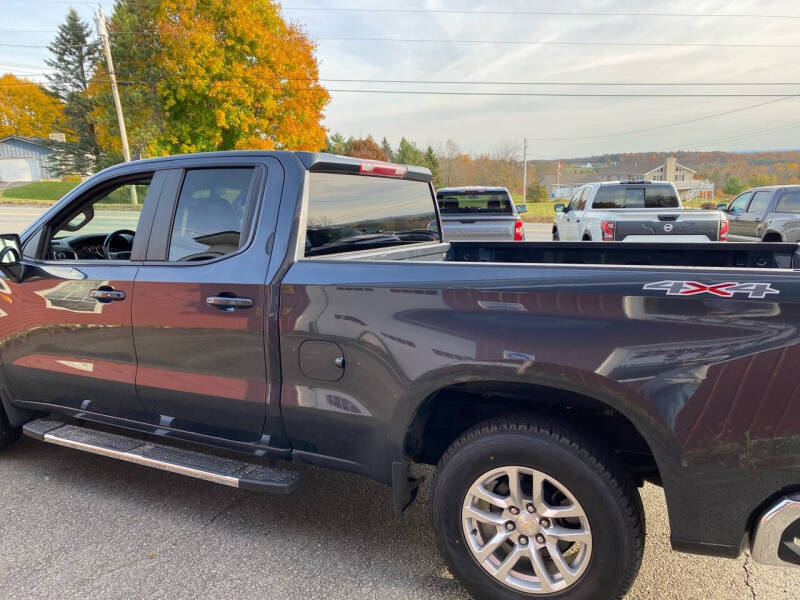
<box><xmin>446</xmin><ymin>241</ymin><xmax>800</xmax><ymax>269</ymax></box>
<box><xmin>328</xmin><ymin>241</ymin><xmax>800</xmax><ymax>270</ymax></box>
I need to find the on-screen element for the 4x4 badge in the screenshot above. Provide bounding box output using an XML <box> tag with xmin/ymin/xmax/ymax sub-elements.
<box><xmin>644</xmin><ymin>280</ymin><xmax>779</xmax><ymax>299</ymax></box>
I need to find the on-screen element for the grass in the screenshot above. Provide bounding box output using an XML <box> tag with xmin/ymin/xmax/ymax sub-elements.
<box><xmin>1</xmin><ymin>181</ymin><xmax>78</xmax><ymax>201</ymax></box>
<box><xmin>0</xmin><ymin>181</ymin><xmax>142</xmax><ymax>211</ymax></box>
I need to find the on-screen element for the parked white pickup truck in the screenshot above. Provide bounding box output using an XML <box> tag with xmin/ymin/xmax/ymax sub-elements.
<box><xmin>552</xmin><ymin>181</ymin><xmax>728</xmax><ymax>242</ymax></box>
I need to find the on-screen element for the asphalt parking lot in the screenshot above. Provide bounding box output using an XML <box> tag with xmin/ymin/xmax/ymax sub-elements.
<box><xmin>1</xmin><ymin>437</ymin><xmax>798</xmax><ymax>600</ymax></box>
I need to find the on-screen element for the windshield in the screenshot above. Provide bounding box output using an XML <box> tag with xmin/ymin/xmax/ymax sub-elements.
<box><xmin>305</xmin><ymin>173</ymin><xmax>438</xmax><ymax>256</ymax></box>
<box><xmin>592</xmin><ymin>185</ymin><xmax>679</xmax><ymax>209</ymax></box>
<box><xmin>437</xmin><ymin>191</ymin><xmax>514</xmax><ymax>214</ymax></box>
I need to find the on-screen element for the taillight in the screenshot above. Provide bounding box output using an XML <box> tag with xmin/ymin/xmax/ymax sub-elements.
<box><xmin>359</xmin><ymin>159</ymin><xmax>408</xmax><ymax>177</ymax></box>
<box><xmin>719</xmin><ymin>219</ymin><xmax>729</xmax><ymax>242</ymax></box>
<box><xmin>514</xmin><ymin>218</ymin><xmax>524</xmax><ymax>241</ymax></box>
<box><xmin>601</xmin><ymin>220</ymin><xmax>615</xmax><ymax>241</ymax></box>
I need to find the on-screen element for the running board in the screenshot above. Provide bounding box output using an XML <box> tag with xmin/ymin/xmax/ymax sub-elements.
<box><xmin>23</xmin><ymin>419</ymin><xmax>299</xmax><ymax>494</ymax></box>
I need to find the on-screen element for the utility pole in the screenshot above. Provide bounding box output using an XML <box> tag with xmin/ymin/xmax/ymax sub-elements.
<box><xmin>522</xmin><ymin>138</ymin><xmax>528</xmax><ymax>204</ymax></box>
<box><xmin>96</xmin><ymin>7</ymin><xmax>136</xmax><ymax>205</ymax></box>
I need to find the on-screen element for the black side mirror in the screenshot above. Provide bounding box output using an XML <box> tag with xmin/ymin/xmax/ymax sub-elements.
<box><xmin>554</xmin><ymin>203</ymin><xmax>566</xmax><ymax>213</ymax></box>
<box><xmin>716</xmin><ymin>203</ymin><xmax>728</xmax><ymax>211</ymax></box>
<box><xmin>0</xmin><ymin>233</ymin><xmax>24</xmax><ymax>281</ymax></box>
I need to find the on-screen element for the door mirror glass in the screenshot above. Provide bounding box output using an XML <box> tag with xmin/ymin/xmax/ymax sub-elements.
<box><xmin>554</xmin><ymin>203</ymin><xmax>565</xmax><ymax>213</ymax></box>
<box><xmin>515</xmin><ymin>204</ymin><xmax>528</xmax><ymax>214</ymax></box>
<box><xmin>0</xmin><ymin>233</ymin><xmax>23</xmax><ymax>281</ymax></box>
<box><xmin>0</xmin><ymin>234</ymin><xmax>21</xmax><ymax>264</ymax></box>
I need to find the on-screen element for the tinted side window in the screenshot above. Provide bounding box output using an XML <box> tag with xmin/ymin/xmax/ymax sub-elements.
<box><xmin>776</xmin><ymin>191</ymin><xmax>800</xmax><ymax>213</ymax></box>
<box><xmin>306</xmin><ymin>173</ymin><xmax>437</xmax><ymax>256</ymax></box>
<box><xmin>747</xmin><ymin>191</ymin><xmax>772</xmax><ymax>214</ymax></box>
<box><xmin>566</xmin><ymin>188</ymin><xmax>582</xmax><ymax>211</ymax></box>
<box><xmin>168</xmin><ymin>168</ymin><xmax>255</xmax><ymax>262</ymax></box>
<box><xmin>577</xmin><ymin>188</ymin><xmax>588</xmax><ymax>210</ymax></box>
<box><xmin>645</xmin><ymin>186</ymin><xmax>679</xmax><ymax>208</ymax></box>
<box><xmin>729</xmin><ymin>192</ymin><xmax>752</xmax><ymax>212</ymax></box>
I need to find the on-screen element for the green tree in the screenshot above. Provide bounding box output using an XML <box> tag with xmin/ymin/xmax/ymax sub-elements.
<box><xmin>526</xmin><ymin>183</ymin><xmax>549</xmax><ymax>203</ymax></box>
<box><xmin>45</xmin><ymin>9</ymin><xmax>101</xmax><ymax>174</ymax></box>
<box><xmin>422</xmin><ymin>146</ymin><xmax>440</xmax><ymax>186</ymax></box>
<box><xmin>380</xmin><ymin>137</ymin><xmax>394</xmax><ymax>162</ymax></box>
<box><xmin>722</xmin><ymin>177</ymin><xmax>745</xmax><ymax>195</ymax></box>
<box><xmin>394</xmin><ymin>137</ymin><xmax>425</xmax><ymax>166</ymax></box>
<box><xmin>325</xmin><ymin>132</ymin><xmax>347</xmax><ymax>155</ymax></box>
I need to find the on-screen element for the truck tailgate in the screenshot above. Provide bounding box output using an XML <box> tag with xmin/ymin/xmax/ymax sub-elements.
<box><xmin>606</xmin><ymin>210</ymin><xmax>722</xmax><ymax>241</ymax></box>
<box><xmin>440</xmin><ymin>215</ymin><xmax>516</xmax><ymax>241</ymax></box>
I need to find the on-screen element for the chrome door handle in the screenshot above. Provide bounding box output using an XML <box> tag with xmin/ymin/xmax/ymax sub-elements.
<box><xmin>90</xmin><ymin>288</ymin><xmax>126</xmax><ymax>302</ymax></box>
<box><xmin>206</xmin><ymin>295</ymin><xmax>254</xmax><ymax>311</ymax></box>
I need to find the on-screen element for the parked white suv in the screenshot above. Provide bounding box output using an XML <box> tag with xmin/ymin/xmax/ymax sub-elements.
<box><xmin>552</xmin><ymin>181</ymin><xmax>728</xmax><ymax>242</ymax></box>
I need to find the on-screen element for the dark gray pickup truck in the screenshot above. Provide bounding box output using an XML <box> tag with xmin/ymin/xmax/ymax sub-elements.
<box><xmin>1</xmin><ymin>152</ymin><xmax>800</xmax><ymax>600</ymax></box>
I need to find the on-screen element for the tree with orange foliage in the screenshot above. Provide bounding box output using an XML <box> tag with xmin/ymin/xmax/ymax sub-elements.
<box><xmin>90</xmin><ymin>0</ymin><xmax>329</xmax><ymax>161</ymax></box>
<box><xmin>341</xmin><ymin>136</ymin><xmax>387</xmax><ymax>161</ymax></box>
<box><xmin>155</xmin><ymin>0</ymin><xmax>329</xmax><ymax>153</ymax></box>
<box><xmin>0</xmin><ymin>74</ymin><xmax>63</xmax><ymax>139</ymax></box>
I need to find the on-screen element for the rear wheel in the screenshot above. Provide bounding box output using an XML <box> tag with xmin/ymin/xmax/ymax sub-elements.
<box><xmin>431</xmin><ymin>417</ymin><xmax>644</xmax><ymax>600</ymax></box>
<box><xmin>0</xmin><ymin>404</ymin><xmax>22</xmax><ymax>451</ymax></box>
<box><xmin>552</xmin><ymin>228</ymin><xmax>560</xmax><ymax>241</ymax></box>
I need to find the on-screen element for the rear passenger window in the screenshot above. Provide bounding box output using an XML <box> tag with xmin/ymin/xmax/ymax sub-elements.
<box><xmin>777</xmin><ymin>191</ymin><xmax>800</xmax><ymax>213</ymax></box>
<box><xmin>169</xmin><ymin>168</ymin><xmax>256</xmax><ymax>262</ymax></box>
<box><xmin>747</xmin><ymin>191</ymin><xmax>772</xmax><ymax>214</ymax></box>
<box><xmin>645</xmin><ymin>187</ymin><xmax>679</xmax><ymax>208</ymax></box>
<box><xmin>305</xmin><ymin>173</ymin><xmax>437</xmax><ymax>256</ymax></box>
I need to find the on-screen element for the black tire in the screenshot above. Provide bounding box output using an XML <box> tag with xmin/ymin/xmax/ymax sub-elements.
<box><xmin>0</xmin><ymin>403</ymin><xmax>22</xmax><ymax>451</ymax></box>
<box><xmin>582</xmin><ymin>234</ymin><xmax>592</xmax><ymax>241</ymax></box>
<box><xmin>552</xmin><ymin>228</ymin><xmax>560</xmax><ymax>241</ymax></box>
<box><xmin>431</xmin><ymin>417</ymin><xmax>644</xmax><ymax>600</ymax></box>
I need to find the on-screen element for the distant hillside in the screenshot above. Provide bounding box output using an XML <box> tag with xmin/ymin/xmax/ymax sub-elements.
<box><xmin>533</xmin><ymin>151</ymin><xmax>800</xmax><ymax>189</ymax></box>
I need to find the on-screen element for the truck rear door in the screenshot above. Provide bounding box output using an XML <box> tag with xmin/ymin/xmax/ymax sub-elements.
<box><xmin>131</xmin><ymin>159</ymin><xmax>281</xmax><ymax>444</ymax></box>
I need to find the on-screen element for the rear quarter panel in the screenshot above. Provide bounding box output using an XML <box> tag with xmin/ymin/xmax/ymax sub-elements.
<box><xmin>279</xmin><ymin>258</ymin><xmax>800</xmax><ymax>551</ymax></box>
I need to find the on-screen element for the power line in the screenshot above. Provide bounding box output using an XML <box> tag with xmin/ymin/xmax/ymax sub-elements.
<box><xmin>2</xmin><ymin>75</ymin><xmax>800</xmax><ymax>98</ymax></box>
<box><xmin>4</xmin><ymin>71</ymin><xmax>800</xmax><ymax>87</ymax></box>
<box><xmin>6</xmin><ymin>0</ymin><xmax>800</xmax><ymax>20</ymax></box>
<box><xmin>279</xmin><ymin>6</ymin><xmax>800</xmax><ymax>19</ymax></box>
<box><xmin>684</xmin><ymin>121</ymin><xmax>800</xmax><ymax>148</ymax></box>
<box><xmin>525</xmin><ymin>97</ymin><xmax>797</xmax><ymax>141</ymax></box>
<box><xmin>4</xmin><ymin>38</ymin><xmax>800</xmax><ymax>49</ymax></box>
<box><xmin>315</xmin><ymin>37</ymin><xmax>800</xmax><ymax>49</ymax></box>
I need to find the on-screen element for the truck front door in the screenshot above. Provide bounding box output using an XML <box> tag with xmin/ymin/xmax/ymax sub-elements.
<box><xmin>0</xmin><ymin>170</ymin><xmax>160</xmax><ymax>420</ymax></box>
<box><xmin>736</xmin><ymin>190</ymin><xmax>772</xmax><ymax>241</ymax></box>
<box><xmin>131</xmin><ymin>161</ymin><xmax>281</xmax><ymax>444</ymax></box>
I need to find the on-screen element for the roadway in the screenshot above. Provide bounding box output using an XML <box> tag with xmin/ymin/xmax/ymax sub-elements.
<box><xmin>0</xmin><ymin>205</ymin><xmax>553</xmax><ymax>240</ymax></box>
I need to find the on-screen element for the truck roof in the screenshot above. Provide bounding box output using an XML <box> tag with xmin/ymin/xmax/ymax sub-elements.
<box><xmin>92</xmin><ymin>150</ymin><xmax>433</xmax><ymax>183</ymax></box>
<box><xmin>437</xmin><ymin>186</ymin><xmax>511</xmax><ymax>194</ymax></box>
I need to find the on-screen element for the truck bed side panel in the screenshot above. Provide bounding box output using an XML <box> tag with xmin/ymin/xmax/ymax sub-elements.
<box><xmin>279</xmin><ymin>259</ymin><xmax>800</xmax><ymax>553</ymax></box>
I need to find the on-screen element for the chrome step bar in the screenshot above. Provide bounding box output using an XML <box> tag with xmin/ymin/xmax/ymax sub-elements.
<box><xmin>23</xmin><ymin>419</ymin><xmax>299</xmax><ymax>494</ymax></box>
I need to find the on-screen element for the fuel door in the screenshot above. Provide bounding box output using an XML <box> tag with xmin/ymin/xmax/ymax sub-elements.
<box><xmin>298</xmin><ymin>340</ymin><xmax>345</xmax><ymax>382</ymax></box>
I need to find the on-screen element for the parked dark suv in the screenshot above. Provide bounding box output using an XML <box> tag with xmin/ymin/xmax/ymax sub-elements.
<box><xmin>720</xmin><ymin>185</ymin><xmax>800</xmax><ymax>242</ymax></box>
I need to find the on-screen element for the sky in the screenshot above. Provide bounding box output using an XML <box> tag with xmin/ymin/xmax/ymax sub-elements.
<box><xmin>2</xmin><ymin>0</ymin><xmax>800</xmax><ymax>159</ymax></box>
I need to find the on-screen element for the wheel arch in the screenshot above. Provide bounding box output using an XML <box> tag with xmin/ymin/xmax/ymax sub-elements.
<box><xmin>401</xmin><ymin>372</ymin><xmax>670</xmax><ymax>487</ymax></box>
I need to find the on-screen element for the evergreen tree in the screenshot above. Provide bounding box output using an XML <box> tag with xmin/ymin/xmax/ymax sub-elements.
<box><xmin>423</xmin><ymin>146</ymin><xmax>440</xmax><ymax>186</ymax></box>
<box><xmin>45</xmin><ymin>9</ymin><xmax>101</xmax><ymax>174</ymax></box>
<box><xmin>380</xmin><ymin>137</ymin><xmax>394</xmax><ymax>162</ymax></box>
